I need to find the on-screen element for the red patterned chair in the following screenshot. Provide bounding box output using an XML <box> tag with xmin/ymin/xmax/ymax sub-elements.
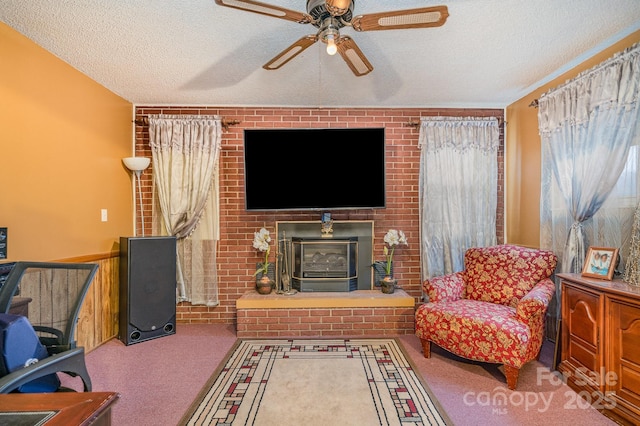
<box><xmin>415</xmin><ymin>245</ymin><xmax>557</xmax><ymax>390</ymax></box>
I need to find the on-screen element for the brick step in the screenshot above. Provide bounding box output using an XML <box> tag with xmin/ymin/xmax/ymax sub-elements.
<box><xmin>236</xmin><ymin>289</ymin><xmax>416</xmax><ymax>338</ymax></box>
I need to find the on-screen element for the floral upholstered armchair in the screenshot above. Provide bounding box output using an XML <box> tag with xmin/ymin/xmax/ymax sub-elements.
<box><xmin>415</xmin><ymin>245</ymin><xmax>557</xmax><ymax>390</ymax></box>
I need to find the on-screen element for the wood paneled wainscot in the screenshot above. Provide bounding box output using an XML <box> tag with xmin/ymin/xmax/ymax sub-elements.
<box><xmin>559</xmin><ymin>273</ymin><xmax>640</xmax><ymax>425</ymax></box>
<box><xmin>61</xmin><ymin>252</ymin><xmax>120</xmax><ymax>353</ymax></box>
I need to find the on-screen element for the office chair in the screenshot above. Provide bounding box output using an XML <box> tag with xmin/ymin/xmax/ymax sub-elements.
<box><xmin>0</xmin><ymin>262</ymin><xmax>98</xmax><ymax>393</ymax></box>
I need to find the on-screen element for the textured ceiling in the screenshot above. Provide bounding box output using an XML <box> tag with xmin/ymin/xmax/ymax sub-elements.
<box><xmin>2</xmin><ymin>0</ymin><xmax>640</xmax><ymax>108</ymax></box>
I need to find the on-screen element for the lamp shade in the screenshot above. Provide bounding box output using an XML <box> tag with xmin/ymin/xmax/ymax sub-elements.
<box><xmin>122</xmin><ymin>157</ymin><xmax>151</xmax><ymax>172</ymax></box>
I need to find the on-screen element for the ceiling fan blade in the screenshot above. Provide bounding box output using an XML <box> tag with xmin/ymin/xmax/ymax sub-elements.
<box><xmin>215</xmin><ymin>0</ymin><xmax>312</xmax><ymax>24</ymax></box>
<box><xmin>336</xmin><ymin>36</ymin><xmax>373</xmax><ymax>77</ymax></box>
<box><xmin>263</xmin><ymin>35</ymin><xmax>318</xmax><ymax>70</ymax></box>
<box><xmin>351</xmin><ymin>6</ymin><xmax>449</xmax><ymax>31</ymax></box>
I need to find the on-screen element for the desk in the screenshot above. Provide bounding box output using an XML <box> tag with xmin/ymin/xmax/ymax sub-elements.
<box><xmin>0</xmin><ymin>391</ymin><xmax>119</xmax><ymax>425</ymax></box>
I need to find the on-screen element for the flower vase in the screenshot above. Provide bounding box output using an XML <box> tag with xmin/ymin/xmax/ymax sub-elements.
<box><xmin>380</xmin><ymin>276</ymin><xmax>396</xmax><ymax>294</ymax></box>
<box><xmin>255</xmin><ymin>262</ymin><xmax>275</xmax><ymax>294</ymax></box>
<box><xmin>372</xmin><ymin>261</ymin><xmax>393</xmax><ymax>287</ymax></box>
<box><xmin>256</xmin><ymin>275</ymin><xmax>274</xmax><ymax>294</ymax></box>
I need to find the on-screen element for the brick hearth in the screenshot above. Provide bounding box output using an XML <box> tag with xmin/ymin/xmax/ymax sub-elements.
<box><xmin>236</xmin><ymin>290</ymin><xmax>416</xmax><ymax>338</ymax></box>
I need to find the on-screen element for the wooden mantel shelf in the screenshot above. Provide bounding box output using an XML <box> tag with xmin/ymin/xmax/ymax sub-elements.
<box><xmin>236</xmin><ymin>289</ymin><xmax>415</xmax><ymax>309</ymax></box>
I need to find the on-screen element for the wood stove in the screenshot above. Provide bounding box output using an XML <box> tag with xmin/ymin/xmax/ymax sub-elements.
<box><xmin>292</xmin><ymin>237</ymin><xmax>358</xmax><ymax>292</ymax></box>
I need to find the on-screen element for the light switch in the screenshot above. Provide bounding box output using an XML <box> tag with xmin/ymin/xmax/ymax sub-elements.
<box><xmin>101</xmin><ymin>209</ymin><xmax>108</xmax><ymax>222</ymax></box>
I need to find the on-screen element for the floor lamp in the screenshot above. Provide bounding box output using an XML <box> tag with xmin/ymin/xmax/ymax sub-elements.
<box><xmin>122</xmin><ymin>157</ymin><xmax>151</xmax><ymax>237</ymax></box>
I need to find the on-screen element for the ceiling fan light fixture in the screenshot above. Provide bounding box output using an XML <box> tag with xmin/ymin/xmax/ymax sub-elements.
<box><xmin>320</xmin><ymin>17</ymin><xmax>340</xmax><ymax>56</ymax></box>
<box><xmin>215</xmin><ymin>1</ymin><xmax>447</xmax><ymax>76</ymax></box>
<box><xmin>325</xmin><ymin>0</ymin><xmax>352</xmax><ymax>17</ymax></box>
<box><xmin>326</xmin><ymin>34</ymin><xmax>338</xmax><ymax>55</ymax></box>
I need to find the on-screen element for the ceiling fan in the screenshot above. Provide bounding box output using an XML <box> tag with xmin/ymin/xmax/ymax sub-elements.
<box><xmin>214</xmin><ymin>0</ymin><xmax>449</xmax><ymax>76</ymax></box>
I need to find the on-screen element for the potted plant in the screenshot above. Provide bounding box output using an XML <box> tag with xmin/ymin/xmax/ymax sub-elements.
<box><xmin>380</xmin><ymin>229</ymin><xmax>408</xmax><ymax>294</ymax></box>
<box><xmin>253</xmin><ymin>227</ymin><xmax>274</xmax><ymax>294</ymax></box>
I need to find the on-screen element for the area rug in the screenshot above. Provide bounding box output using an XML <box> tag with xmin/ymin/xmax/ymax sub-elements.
<box><xmin>179</xmin><ymin>338</ymin><xmax>451</xmax><ymax>425</ymax></box>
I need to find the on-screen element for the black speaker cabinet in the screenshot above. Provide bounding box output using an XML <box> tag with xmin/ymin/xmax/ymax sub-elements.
<box><xmin>119</xmin><ymin>236</ymin><xmax>177</xmax><ymax>345</ymax></box>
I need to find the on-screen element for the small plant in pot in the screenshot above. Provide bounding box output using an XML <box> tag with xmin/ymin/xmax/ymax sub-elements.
<box><xmin>381</xmin><ymin>229</ymin><xmax>408</xmax><ymax>294</ymax></box>
<box><xmin>253</xmin><ymin>227</ymin><xmax>274</xmax><ymax>294</ymax></box>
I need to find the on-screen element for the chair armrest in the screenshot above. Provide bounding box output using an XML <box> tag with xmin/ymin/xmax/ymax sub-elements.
<box><xmin>423</xmin><ymin>272</ymin><xmax>465</xmax><ymax>303</ymax></box>
<box><xmin>0</xmin><ymin>347</ymin><xmax>91</xmax><ymax>393</ymax></box>
<box><xmin>515</xmin><ymin>278</ymin><xmax>555</xmax><ymax>323</ymax></box>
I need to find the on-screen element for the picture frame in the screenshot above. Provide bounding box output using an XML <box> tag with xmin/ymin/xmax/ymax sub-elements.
<box><xmin>581</xmin><ymin>246</ymin><xmax>618</xmax><ymax>281</ymax></box>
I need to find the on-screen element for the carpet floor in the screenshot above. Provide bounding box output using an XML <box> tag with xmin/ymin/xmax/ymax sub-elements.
<box><xmin>77</xmin><ymin>324</ymin><xmax>615</xmax><ymax>426</ymax></box>
<box><xmin>180</xmin><ymin>338</ymin><xmax>450</xmax><ymax>425</ymax></box>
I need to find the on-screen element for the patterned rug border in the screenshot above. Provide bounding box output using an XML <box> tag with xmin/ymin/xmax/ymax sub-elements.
<box><xmin>179</xmin><ymin>338</ymin><xmax>452</xmax><ymax>425</ymax></box>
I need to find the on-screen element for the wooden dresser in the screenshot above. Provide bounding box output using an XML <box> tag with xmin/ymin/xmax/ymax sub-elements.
<box><xmin>558</xmin><ymin>273</ymin><xmax>640</xmax><ymax>425</ymax></box>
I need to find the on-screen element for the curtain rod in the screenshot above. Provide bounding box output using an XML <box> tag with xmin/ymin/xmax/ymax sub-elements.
<box><xmin>405</xmin><ymin>116</ymin><xmax>506</xmax><ymax>128</ymax></box>
<box><xmin>133</xmin><ymin>116</ymin><xmax>242</xmax><ymax>131</ymax></box>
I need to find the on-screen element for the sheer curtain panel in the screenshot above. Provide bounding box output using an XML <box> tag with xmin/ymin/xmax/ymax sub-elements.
<box><xmin>149</xmin><ymin>115</ymin><xmax>222</xmax><ymax>306</ymax></box>
<box><xmin>418</xmin><ymin>116</ymin><xmax>499</xmax><ymax>283</ymax></box>
<box><xmin>539</xmin><ymin>42</ymin><xmax>640</xmax><ymax>277</ymax></box>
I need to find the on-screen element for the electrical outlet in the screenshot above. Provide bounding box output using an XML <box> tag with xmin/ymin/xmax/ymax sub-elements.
<box><xmin>101</xmin><ymin>209</ymin><xmax>108</xmax><ymax>222</ymax></box>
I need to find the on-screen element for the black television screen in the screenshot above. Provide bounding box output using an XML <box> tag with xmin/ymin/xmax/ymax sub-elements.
<box><xmin>244</xmin><ymin>128</ymin><xmax>386</xmax><ymax>211</ymax></box>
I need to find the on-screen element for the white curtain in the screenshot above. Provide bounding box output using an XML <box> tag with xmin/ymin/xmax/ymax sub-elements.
<box><xmin>418</xmin><ymin>116</ymin><xmax>500</xmax><ymax>281</ymax></box>
<box><xmin>149</xmin><ymin>115</ymin><xmax>222</xmax><ymax>306</ymax></box>
<box><xmin>539</xmin><ymin>42</ymin><xmax>640</xmax><ymax>277</ymax></box>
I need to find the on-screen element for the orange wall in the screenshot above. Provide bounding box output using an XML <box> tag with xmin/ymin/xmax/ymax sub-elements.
<box><xmin>505</xmin><ymin>30</ymin><xmax>640</xmax><ymax>248</ymax></box>
<box><xmin>0</xmin><ymin>22</ymin><xmax>134</xmax><ymax>261</ymax></box>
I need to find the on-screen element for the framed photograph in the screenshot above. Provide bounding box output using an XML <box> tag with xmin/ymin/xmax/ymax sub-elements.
<box><xmin>581</xmin><ymin>246</ymin><xmax>618</xmax><ymax>280</ymax></box>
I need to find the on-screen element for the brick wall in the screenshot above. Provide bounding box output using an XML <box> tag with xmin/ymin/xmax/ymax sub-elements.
<box><xmin>134</xmin><ymin>106</ymin><xmax>504</xmax><ymax>325</ymax></box>
<box><xmin>237</xmin><ymin>306</ymin><xmax>416</xmax><ymax>338</ymax></box>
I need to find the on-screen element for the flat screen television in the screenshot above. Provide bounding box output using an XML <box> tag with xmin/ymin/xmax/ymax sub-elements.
<box><xmin>244</xmin><ymin>128</ymin><xmax>386</xmax><ymax>211</ymax></box>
